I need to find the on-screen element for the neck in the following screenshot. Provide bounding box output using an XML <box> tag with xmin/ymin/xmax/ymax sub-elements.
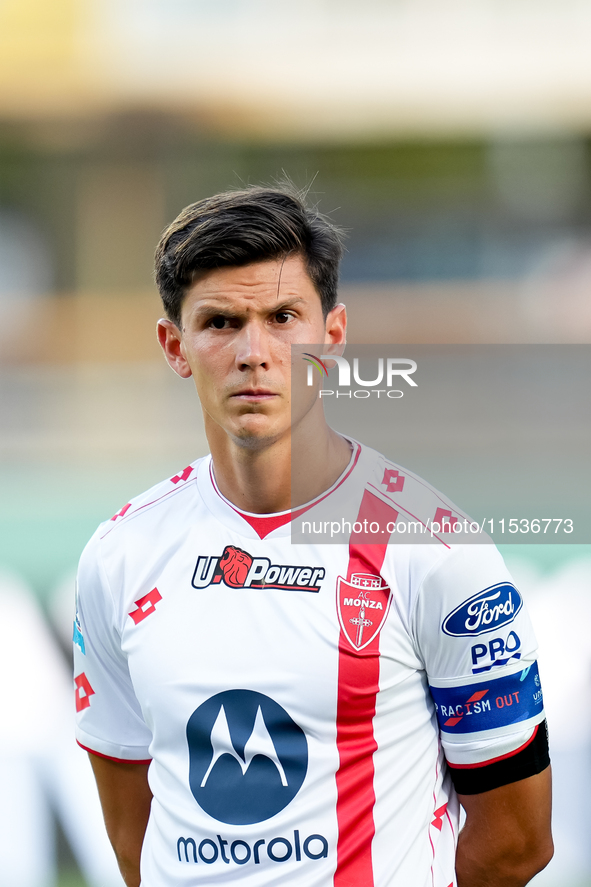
<box><xmin>206</xmin><ymin>411</ymin><xmax>352</xmax><ymax>514</ymax></box>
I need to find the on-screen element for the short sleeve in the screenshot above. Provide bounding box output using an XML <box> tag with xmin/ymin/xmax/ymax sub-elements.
<box><xmin>412</xmin><ymin>544</ymin><xmax>546</xmax><ymax>767</ymax></box>
<box><xmin>74</xmin><ymin>531</ymin><xmax>153</xmax><ymax>762</ymax></box>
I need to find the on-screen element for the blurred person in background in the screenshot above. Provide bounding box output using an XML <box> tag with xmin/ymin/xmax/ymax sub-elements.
<box><xmin>0</xmin><ymin>572</ymin><xmax>124</xmax><ymax>887</ymax></box>
<box><xmin>73</xmin><ymin>185</ymin><xmax>552</xmax><ymax>887</ymax></box>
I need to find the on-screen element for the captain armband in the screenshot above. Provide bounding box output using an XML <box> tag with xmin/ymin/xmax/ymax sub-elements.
<box><xmin>429</xmin><ymin>662</ymin><xmax>544</xmax><ymax>738</ymax></box>
<box><xmin>429</xmin><ymin>662</ymin><xmax>549</xmax><ymax>794</ymax></box>
<box><xmin>447</xmin><ymin>720</ymin><xmax>550</xmax><ymax>795</ymax></box>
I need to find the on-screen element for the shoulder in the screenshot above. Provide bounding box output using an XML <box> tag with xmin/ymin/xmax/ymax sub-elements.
<box><xmin>355</xmin><ymin>442</ymin><xmax>505</xmax><ymax>611</ymax></box>
<box><xmin>100</xmin><ymin>456</ymin><xmax>206</xmax><ymax>538</ymax></box>
<box><xmin>358</xmin><ymin>442</ymin><xmax>476</xmax><ymax>542</ymax></box>
<box><xmin>77</xmin><ymin>455</ymin><xmax>209</xmax><ymax>618</ymax></box>
<box><xmin>79</xmin><ymin>455</ymin><xmax>208</xmax><ymax>573</ymax></box>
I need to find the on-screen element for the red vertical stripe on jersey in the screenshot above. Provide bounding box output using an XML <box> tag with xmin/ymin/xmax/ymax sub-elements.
<box><xmin>335</xmin><ymin>490</ymin><xmax>395</xmax><ymax>887</ymax></box>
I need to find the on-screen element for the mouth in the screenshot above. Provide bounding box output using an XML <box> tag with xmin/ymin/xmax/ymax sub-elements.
<box><xmin>231</xmin><ymin>388</ymin><xmax>278</xmax><ymax>402</ymax></box>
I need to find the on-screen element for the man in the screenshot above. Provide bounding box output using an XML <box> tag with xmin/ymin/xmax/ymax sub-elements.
<box><xmin>73</xmin><ymin>185</ymin><xmax>552</xmax><ymax>887</ymax></box>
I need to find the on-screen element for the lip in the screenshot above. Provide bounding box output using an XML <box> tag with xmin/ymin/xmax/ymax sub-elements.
<box><xmin>231</xmin><ymin>388</ymin><xmax>278</xmax><ymax>400</ymax></box>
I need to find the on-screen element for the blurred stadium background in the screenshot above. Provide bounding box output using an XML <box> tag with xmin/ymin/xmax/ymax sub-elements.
<box><xmin>0</xmin><ymin>1</ymin><xmax>590</xmax><ymax>884</ymax></box>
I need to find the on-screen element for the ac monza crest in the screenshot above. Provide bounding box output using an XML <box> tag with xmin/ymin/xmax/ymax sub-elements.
<box><xmin>337</xmin><ymin>574</ymin><xmax>392</xmax><ymax>651</ymax></box>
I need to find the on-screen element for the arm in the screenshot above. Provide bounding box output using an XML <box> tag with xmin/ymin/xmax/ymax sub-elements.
<box><xmin>456</xmin><ymin>766</ymin><xmax>553</xmax><ymax>887</ymax></box>
<box><xmin>88</xmin><ymin>753</ymin><xmax>153</xmax><ymax>887</ymax></box>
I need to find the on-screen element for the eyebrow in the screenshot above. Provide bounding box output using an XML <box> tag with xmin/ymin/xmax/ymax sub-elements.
<box><xmin>191</xmin><ymin>297</ymin><xmax>306</xmax><ymax>318</ymax></box>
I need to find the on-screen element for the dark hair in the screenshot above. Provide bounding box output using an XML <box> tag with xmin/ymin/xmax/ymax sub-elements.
<box><xmin>154</xmin><ymin>184</ymin><xmax>344</xmax><ymax>327</ymax></box>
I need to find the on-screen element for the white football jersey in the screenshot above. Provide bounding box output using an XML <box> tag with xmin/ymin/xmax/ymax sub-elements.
<box><xmin>74</xmin><ymin>441</ymin><xmax>545</xmax><ymax>887</ymax></box>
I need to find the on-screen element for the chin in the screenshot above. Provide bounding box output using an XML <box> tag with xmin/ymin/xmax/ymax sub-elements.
<box><xmin>229</xmin><ymin>422</ymin><xmax>286</xmax><ymax>450</ymax></box>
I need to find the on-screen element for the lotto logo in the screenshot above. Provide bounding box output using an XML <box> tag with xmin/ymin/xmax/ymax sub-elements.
<box><xmin>129</xmin><ymin>588</ymin><xmax>163</xmax><ymax>624</ymax></box>
<box><xmin>74</xmin><ymin>673</ymin><xmax>95</xmax><ymax>712</ymax></box>
<box><xmin>171</xmin><ymin>466</ymin><xmax>194</xmax><ymax>484</ymax></box>
<box><xmin>433</xmin><ymin>508</ymin><xmax>459</xmax><ymax>532</ymax></box>
<box><xmin>431</xmin><ymin>802</ymin><xmax>448</xmax><ymax>832</ymax></box>
<box><xmin>381</xmin><ymin>468</ymin><xmax>405</xmax><ymax>493</ymax></box>
<box><xmin>111</xmin><ymin>503</ymin><xmax>131</xmax><ymax>521</ymax></box>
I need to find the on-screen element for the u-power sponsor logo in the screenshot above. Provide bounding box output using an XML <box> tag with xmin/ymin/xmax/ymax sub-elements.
<box><xmin>305</xmin><ymin>354</ymin><xmax>417</xmax><ymax>399</ymax></box>
<box><xmin>193</xmin><ymin>546</ymin><xmax>325</xmax><ymax>593</ymax></box>
<box><xmin>442</xmin><ymin>583</ymin><xmax>522</xmax><ymax>638</ymax></box>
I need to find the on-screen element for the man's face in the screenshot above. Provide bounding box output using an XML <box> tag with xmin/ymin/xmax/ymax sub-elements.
<box><xmin>158</xmin><ymin>254</ymin><xmax>346</xmax><ymax>449</ymax></box>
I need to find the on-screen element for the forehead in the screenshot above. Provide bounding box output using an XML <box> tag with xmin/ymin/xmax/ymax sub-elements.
<box><xmin>181</xmin><ymin>255</ymin><xmax>321</xmax><ymax>317</ymax></box>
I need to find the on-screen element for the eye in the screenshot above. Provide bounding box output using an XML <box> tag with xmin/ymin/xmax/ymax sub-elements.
<box><xmin>209</xmin><ymin>315</ymin><xmax>229</xmax><ymax>329</ymax></box>
<box><xmin>275</xmin><ymin>312</ymin><xmax>292</xmax><ymax>324</ymax></box>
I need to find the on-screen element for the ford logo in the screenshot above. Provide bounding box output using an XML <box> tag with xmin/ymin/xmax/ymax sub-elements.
<box><xmin>442</xmin><ymin>583</ymin><xmax>522</xmax><ymax>637</ymax></box>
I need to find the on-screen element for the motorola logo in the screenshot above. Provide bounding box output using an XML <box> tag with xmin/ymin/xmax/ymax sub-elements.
<box><xmin>187</xmin><ymin>690</ymin><xmax>308</xmax><ymax>825</ymax></box>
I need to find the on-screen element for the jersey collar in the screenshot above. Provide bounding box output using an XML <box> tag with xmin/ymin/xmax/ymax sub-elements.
<box><xmin>197</xmin><ymin>440</ymin><xmax>361</xmax><ymax>540</ymax></box>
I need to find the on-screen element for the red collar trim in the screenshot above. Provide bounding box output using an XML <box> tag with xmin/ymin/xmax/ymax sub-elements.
<box><xmin>208</xmin><ymin>442</ymin><xmax>361</xmax><ymax>540</ymax></box>
<box><xmin>236</xmin><ymin>510</ymin><xmax>292</xmax><ymax>538</ymax></box>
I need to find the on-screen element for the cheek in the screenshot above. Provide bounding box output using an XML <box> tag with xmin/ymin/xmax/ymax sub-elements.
<box><xmin>187</xmin><ymin>347</ymin><xmax>225</xmax><ymax>390</ymax></box>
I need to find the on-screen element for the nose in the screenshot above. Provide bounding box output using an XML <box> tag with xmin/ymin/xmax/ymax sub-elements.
<box><xmin>234</xmin><ymin>320</ymin><xmax>270</xmax><ymax>371</ymax></box>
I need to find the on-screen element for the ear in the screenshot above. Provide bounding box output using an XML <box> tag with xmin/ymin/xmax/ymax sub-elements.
<box><xmin>323</xmin><ymin>302</ymin><xmax>347</xmax><ymax>355</ymax></box>
<box><xmin>157</xmin><ymin>319</ymin><xmax>193</xmax><ymax>379</ymax></box>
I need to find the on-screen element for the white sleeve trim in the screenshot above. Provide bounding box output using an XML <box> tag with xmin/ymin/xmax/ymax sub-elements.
<box><xmin>76</xmin><ymin>725</ymin><xmax>152</xmax><ymax>763</ymax></box>
<box><xmin>443</xmin><ymin>719</ymin><xmax>544</xmax><ymax>766</ymax></box>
